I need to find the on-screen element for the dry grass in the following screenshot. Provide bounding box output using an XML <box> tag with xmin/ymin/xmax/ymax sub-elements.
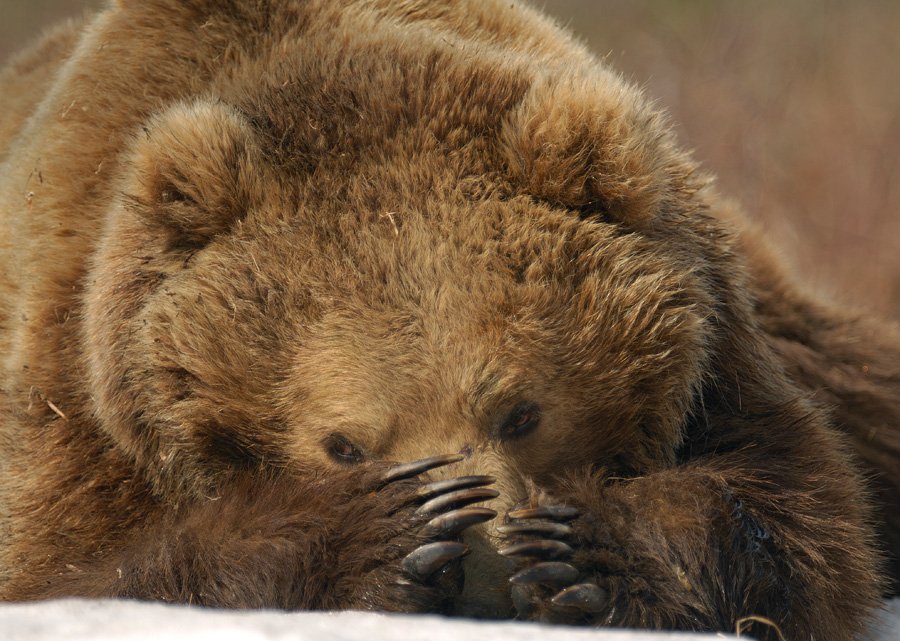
<box><xmin>4</xmin><ymin>0</ymin><xmax>899</xmax><ymax>316</ymax></box>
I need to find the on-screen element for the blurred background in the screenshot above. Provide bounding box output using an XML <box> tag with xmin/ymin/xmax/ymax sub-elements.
<box><xmin>3</xmin><ymin>0</ymin><xmax>899</xmax><ymax>316</ymax></box>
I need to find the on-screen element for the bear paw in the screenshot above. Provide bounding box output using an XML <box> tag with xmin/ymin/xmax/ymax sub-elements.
<box><xmin>349</xmin><ymin>453</ymin><xmax>498</xmax><ymax>612</ymax></box>
<box><xmin>499</xmin><ymin>504</ymin><xmax>612</xmax><ymax>624</ymax></box>
<box><xmin>381</xmin><ymin>454</ymin><xmax>499</xmax><ymax>582</ymax></box>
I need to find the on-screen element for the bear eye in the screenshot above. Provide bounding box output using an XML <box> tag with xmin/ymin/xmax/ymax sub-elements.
<box><xmin>500</xmin><ymin>402</ymin><xmax>541</xmax><ymax>439</ymax></box>
<box><xmin>324</xmin><ymin>433</ymin><xmax>364</xmax><ymax>464</ymax></box>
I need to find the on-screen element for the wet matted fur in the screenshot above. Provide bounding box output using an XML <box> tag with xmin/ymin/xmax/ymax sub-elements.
<box><xmin>0</xmin><ymin>1</ymin><xmax>898</xmax><ymax>640</ymax></box>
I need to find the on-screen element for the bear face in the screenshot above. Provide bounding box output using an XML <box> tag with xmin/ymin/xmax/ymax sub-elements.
<box><xmin>84</xmin><ymin>99</ymin><xmax>709</xmax><ymax>504</ymax></box>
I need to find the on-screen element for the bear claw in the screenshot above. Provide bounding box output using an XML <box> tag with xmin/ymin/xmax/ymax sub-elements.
<box><xmin>496</xmin><ymin>521</ymin><xmax>572</xmax><ymax>538</ymax></box>
<box><xmin>422</xmin><ymin>507</ymin><xmax>497</xmax><ymax>538</ymax></box>
<box><xmin>416</xmin><ymin>487</ymin><xmax>500</xmax><ymax>515</ymax></box>
<box><xmin>507</xmin><ymin>505</ymin><xmax>580</xmax><ymax>521</ymax></box>
<box><xmin>417</xmin><ymin>475</ymin><xmax>495</xmax><ymax>500</ymax></box>
<box><xmin>499</xmin><ymin>540</ymin><xmax>573</xmax><ymax>559</ymax></box>
<box><xmin>380</xmin><ymin>453</ymin><xmax>464</xmax><ymax>484</ymax></box>
<box><xmin>401</xmin><ymin>541</ymin><xmax>469</xmax><ymax>580</ymax></box>
<box><xmin>550</xmin><ymin>582</ymin><xmax>608</xmax><ymax>613</ymax></box>
<box><xmin>509</xmin><ymin>561</ymin><xmax>579</xmax><ymax>588</ymax></box>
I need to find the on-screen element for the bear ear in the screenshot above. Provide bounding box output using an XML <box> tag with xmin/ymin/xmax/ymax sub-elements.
<box><xmin>499</xmin><ymin>71</ymin><xmax>703</xmax><ymax>226</ymax></box>
<box><xmin>126</xmin><ymin>100</ymin><xmax>264</xmax><ymax>251</ymax></box>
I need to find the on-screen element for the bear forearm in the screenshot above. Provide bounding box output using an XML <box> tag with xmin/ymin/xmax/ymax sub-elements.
<box><xmin>18</xmin><ymin>474</ymin><xmax>350</xmax><ymax>608</ymax></box>
<box><xmin>545</xmin><ymin>460</ymin><xmax>880</xmax><ymax>640</ymax></box>
<box><xmin>36</xmin><ymin>462</ymin><xmax>479</xmax><ymax>613</ymax></box>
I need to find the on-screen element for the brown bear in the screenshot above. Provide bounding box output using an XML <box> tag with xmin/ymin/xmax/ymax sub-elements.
<box><xmin>0</xmin><ymin>1</ymin><xmax>898</xmax><ymax>639</ymax></box>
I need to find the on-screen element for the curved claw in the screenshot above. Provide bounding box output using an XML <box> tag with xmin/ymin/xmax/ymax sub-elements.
<box><xmin>380</xmin><ymin>454</ymin><xmax>463</xmax><ymax>485</ymax></box>
<box><xmin>551</xmin><ymin>582</ymin><xmax>608</xmax><ymax>613</ymax></box>
<box><xmin>416</xmin><ymin>487</ymin><xmax>500</xmax><ymax>515</ymax></box>
<box><xmin>401</xmin><ymin>541</ymin><xmax>469</xmax><ymax>580</ymax></box>
<box><xmin>497</xmin><ymin>521</ymin><xmax>572</xmax><ymax>538</ymax></box>
<box><xmin>421</xmin><ymin>507</ymin><xmax>497</xmax><ymax>538</ymax></box>
<box><xmin>416</xmin><ymin>475</ymin><xmax>496</xmax><ymax>500</ymax></box>
<box><xmin>509</xmin><ymin>561</ymin><xmax>579</xmax><ymax>588</ymax></box>
<box><xmin>499</xmin><ymin>539</ymin><xmax>573</xmax><ymax>559</ymax></box>
<box><xmin>507</xmin><ymin>505</ymin><xmax>580</xmax><ymax>521</ymax></box>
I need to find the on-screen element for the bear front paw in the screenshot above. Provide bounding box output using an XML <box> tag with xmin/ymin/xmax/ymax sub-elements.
<box><xmin>499</xmin><ymin>504</ymin><xmax>612</xmax><ymax>625</ymax></box>
<box><xmin>347</xmin><ymin>453</ymin><xmax>498</xmax><ymax>612</ymax></box>
<box><xmin>383</xmin><ymin>454</ymin><xmax>498</xmax><ymax>582</ymax></box>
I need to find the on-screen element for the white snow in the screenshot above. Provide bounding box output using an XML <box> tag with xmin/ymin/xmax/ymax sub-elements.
<box><xmin>0</xmin><ymin>598</ymin><xmax>897</xmax><ymax>641</ymax></box>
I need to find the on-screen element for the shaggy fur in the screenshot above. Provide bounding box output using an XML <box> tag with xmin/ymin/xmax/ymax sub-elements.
<box><xmin>0</xmin><ymin>1</ymin><xmax>897</xmax><ymax>639</ymax></box>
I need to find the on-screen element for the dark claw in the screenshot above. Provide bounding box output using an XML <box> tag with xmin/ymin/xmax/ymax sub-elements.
<box><xmin>507</xmin><ymin>505</ymin><xmax>580</xmax><ymax>521</ymax></box>
<box><xmin>416</xmin><ymin>475</ymin><xmax>496</xmax><ymax>500</ymax></box>
<box><xmin>497</xmin><ymin>521</ymin><xmax>572</xmax><ymax>538</ymax></box>
<box><xmin>551</xmin><ymin>583</ymin><xmax>608</xmax><ymax>613</ymax></box>
<box><xmin>416</xmin><ymin>487</ymin><xmax>500</xmax><ymax>515</ymax></box>
<box><xmin>401</xmin><ymin>541</ymin><xmax>469</xmax><ymax>580</ymax></box>
<box><xmin>509</xmin><ymin>561</ymin><xmax>579</xmax><ymax>588</ymax></box>
<box><xmin>421</xmin><ymin>507</ymin><xmax>497</xmax><ymax>538</ymax></box>
<box><xmin>380</xmin><ymin>454</ymin><xmax>464</xmax><ymax>485</ymax></box>
<box><xmin>499</xmin><ymin>539</ymin><xmax>573</xmax><ymax>559</ymax></box>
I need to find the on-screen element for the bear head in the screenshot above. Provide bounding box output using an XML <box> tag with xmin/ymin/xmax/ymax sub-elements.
<box><xmin>80</xmin><ymin>5</ymin><xmax>770</xmax><ymax>615</ymax></box>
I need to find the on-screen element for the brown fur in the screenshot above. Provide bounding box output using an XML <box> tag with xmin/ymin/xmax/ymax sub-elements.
<box><xmin>0</xmin><ymin>1</ymin><xmax>897</xmax><ymax>639</ymax></box>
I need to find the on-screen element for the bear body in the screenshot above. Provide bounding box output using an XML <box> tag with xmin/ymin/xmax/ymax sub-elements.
<box><xmin>1</xmin><ymin>1</ymin><xmax>898</xmax><ymax>639</ymax></box>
